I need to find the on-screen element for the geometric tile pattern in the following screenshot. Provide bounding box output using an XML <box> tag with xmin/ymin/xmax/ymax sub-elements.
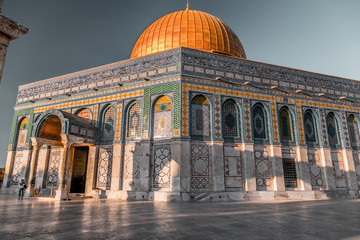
<box><xmin>102</xmin><ymin>107</ymin><xmax>115</xmax><ymax>141</ymax></box>
<box><xmin>34</xmin><ymin>90</ymin><xmax>143</xmax><ymax>113</ymax></box>
<box><xmin>254</xmin><ymin>147</ymin><xmax>273</xmax><ymax>191</ymax></box>
<box><xmin>223</xmin><ymin>101</ymin><xmax>238</xmax><ymax>138</ymax></box>
<box><xmin>331</xmin><ymin>150</ymin><xmax>346</xmax><ymax>184</ymax></box>
<box><xmin>46</xmin><ymin>150</ymin><xmax>61</xmax><ymax>187</ymax></box>
<box><xmin>319</xmin><ymin>109</ymin><xmax>328</xmax><ymax>146</ymax></box>
<box><xmin>191</xmin><ymin>144</ymin><xmax>210</xmax><ymax>189</ymax></box>
<box><xmin>152</xmin><ymin>144</ymin><xmax>171</xmax><ymax>189</ymax></box>
<box><xmin>11</xmin><ymin>152</ymin><xmax>24</xmax><ymax>185</ymax></box>
<box><xmin>115</xmin><ymin>103</ymin><xmax>123</xmax><ymax>141</ymax></box>
<box><xmin>244</xmin><ymin>99</ymin><xmax>252</xmax><ymax>141</ymax></box>
<box><xmin>9</xmin><ymin>108</ymin><xmax>34</xmax><ymax>150</ymax></box>
<box><xmin>296</xmin><ymin>104</ymin><xmax>305</xmax><ymax>144</ymax></box>
<box><xmin>341</xmin><ymin>112</ymin><xmax>351</xmax><ymax>148</ymax></box>
<box><xmin>271</xmin><ymin>100</ymin><xmax>280</xmax><ymax>142</ymax></box>
<box><xmin>143</xmin><ymin>83</ymin><xmax>180</xmax><ymax>137</ymax></box>
<box><xmin>307</xmin><ymin>150</ymin><xmax>323</xmax><ymax>189</ymax></box>
<box><xmin>97</xmin><ymin>148</ymin><xmax>113</xmax><ymax>190</ymax></box>
<box><xmin>352</xmin><ymin>152</ymin><xmax>360</xmax><ymax>188</ymax></box>
<box><xmin>191</xmin><ymin>96</ymin><xmax>210</xmax><ymax>137</ymax></box>
<box><xmin>154</xmin><ymin>111</ymin><xmax>173</xmax><ymax>139</ymax></box>
<box><xmin>290</xmin><ymin>98</ymin><xmax>360</xmax><ymax>113</ymax></box>
<box><xmin>214</xmin><ymin>95</ymin><xmax>222</xmax><ymax>139</ymax></box>
<box><xmin>127</xmin><ymin>103</ymin><xmax>141</xmax><ymax>138</ymax></box>
<box><xmin>16</xmin><ymin>118</ymin><xmax>29</xmax><ymax>149</ymax></box>
<box><xmin>224</xmin><ymin>146</ymin><xmax>242</xmax><ymax>189</ymax></box>
<box><xmin>181</xmin><ymin>82</ymin><xmax>283</xmax><ymax>138</ymax></box>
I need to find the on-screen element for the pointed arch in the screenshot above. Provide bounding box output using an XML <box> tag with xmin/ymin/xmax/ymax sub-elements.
<box><xmin>303</xmin><ymin>110</ymin><xmax>317</xmax><ymax>144</ymax></box>
<box><xmin>153</xmin><ymin>95</ymin><xmax>172</xmax><ymax>139</ymax></box>
<box><xmin>191</xmin><ymin>94</ymin><xmax>211</xmax><ymax>138</ymax></box>
<box><xmin>101</xmin><ymin>105</ymin><xmax>115</xmax><ymax>141</ymax></box>
<box><xmin>252</xmin><ymin>103</ymin><xmax>267</xmax><ymax>140</ymax></box>
<box><xmin>75</xmin><ymin>108</ymin><xmax>93</xmax><ymax>120</ymax></box>
<box><xmin>38</xmin><ymin>115</ymin><xmax>62</xmax><ymax>141</ymax></box>
<box><xmin>347</xmin><ymin>114</ymin><xmax>360</xmax><ymax>148</ymax></box>
<box><xmin>326</xmin><ymin>112</ymin><xmax>339</xmax><ymax>147</ymax></box>
<box><xmin>279</xmin><ymin>107</ymin><xmax>293</xmax><ymax>142</ymax></box>
<box><xmin>127</xmin><ymin>101</ymin><xmax>142</xmax><ymax>138</ymax></box>
<box><xmin>16</xmin><ymin>117</ymin><xmax>29</xmax><ymax>148</ymax></box>
<box><xmin>222</xmin><ymin>100</ymin><xmax>239</xmax><ymax>138</ymax></box>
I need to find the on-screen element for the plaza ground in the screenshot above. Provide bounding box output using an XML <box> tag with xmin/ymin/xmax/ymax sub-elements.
<box><xmin>0</xmin><ymin>196</ymin><xmax>359</xmax><ymax>240</ymax></box>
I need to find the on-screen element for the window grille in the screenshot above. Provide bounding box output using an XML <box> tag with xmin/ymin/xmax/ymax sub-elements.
<box><xmin>282</xmin><ymin>158</ymin><xmax>298</xmax><ymax>188</ymax></box>
<box><xmin>191</xmin><ymin>95</ymin><xmax>210</xmax><ymax>137</ymax></box>
<box><xmin>252</xmin><ymin>105</ymin><xmax>266</xmax><ymax>139</ymax></box>
<box><xmin>326</xmin><ymin>114</ymin><xmax>338</xmax><ymax>146</ymax></box>
<box><xmin>279</xmin><ymin>109</ymin><xmax>292</xmax><ymax>141</ymax></box>
<box><xmin>128</xmin><ymin>103</ymin><xmax>141</xmax><ymax>138</ymax></box>
<box><xmin>304</xmin><ymin>112</ymin><xmax>316</xmax><ymax>143</ymax></box>
<box><xmin>102</xmin><ymin>107</ymin><xmax>115</xmax><ymax>140</ymax></box>
<box><xmin>223</xmin><ymin>101</ymin><xmax>238</xmax><ymax>137</ymax></box>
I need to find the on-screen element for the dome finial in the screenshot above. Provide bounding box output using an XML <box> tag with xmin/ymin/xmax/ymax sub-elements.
<box><xmin>186</xmin><ymin>0</ymin><xmax>190</xmax><ymax>10</ymax></box>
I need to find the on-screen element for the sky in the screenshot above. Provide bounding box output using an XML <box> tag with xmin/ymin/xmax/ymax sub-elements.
<box><xmin>0</xmin><ymin>0</ymin><xmax>360</xmax><ymax>167</ymax></box>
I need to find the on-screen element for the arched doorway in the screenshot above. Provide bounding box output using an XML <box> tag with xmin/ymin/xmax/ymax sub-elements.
<box><xmin>37</xmin><ymin>113</ymin><xmax>90</xmax><ymax>194</ymax></box>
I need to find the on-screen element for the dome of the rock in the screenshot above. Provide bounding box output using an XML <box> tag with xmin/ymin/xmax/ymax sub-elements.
<box><xmin>130</xmin><ymin>8</ymin><xmax>246</xmax><ymax>59</ymax></box>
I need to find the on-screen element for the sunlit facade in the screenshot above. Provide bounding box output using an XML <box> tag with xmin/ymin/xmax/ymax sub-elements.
<box><xmin>2</xmin><ymin>7</ymin><xmax>360</xmax><ymax>201</ymax></box>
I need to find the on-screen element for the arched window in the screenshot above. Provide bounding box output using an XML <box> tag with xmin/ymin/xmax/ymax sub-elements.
<box><xmin>303</xmin><ymin>111</ymin><xmax>317</xmax><ymax>144</ymax></box>
<box><xmin>222</xmin><ymin>101</ymin><xmax>239</xmax><ymax>138</ymax></box>
<box><xmin>76</xmin><ymin>108</ymin><xmax>92</xmax><ymax>120</ymax></box>
<box><xmin>16</xmin><ymin>118</ymin><xmax>29</xmax><ymax>148</ymax></box>
<box><xmin>101</xmin><ymin>106</ymin><xmax>115</xmax><ymax>141</ymax></box>
<box><xmin>191</xmin><ymin>95</ymin><xmax>210</xmax><ymax>137</ymax></box>
<box><xmin>252</xmin><ymin>104</ymin><xmax>267</xmax><ymax>140</ymax></box>
<box><xmin>279</xmin><ymin>108</ymin><xmax>292</xmax><ymax>141</ymax></box>
<box><xmin>153</xmin><ymin>96</ymin><xmax>172</xmax><ymax>139</ymax></box>
<box><xmin>39</xmin><ymin>115</ymin><xmax>62</xmax><ymax>141</ymax></box>
<box><xmin>347</xmin><ymin>114</ymin><xmax>360</xmax><ymax>148</ymax></box>
<box><xmin>326</xmin><ymin>113</ymin><xmax>339</xmax><ymax>147</ymax></box>
<box><xmin>127</xmin><ymin>103</ymin><xmax>141</xmax><ymax>138</ymax></box>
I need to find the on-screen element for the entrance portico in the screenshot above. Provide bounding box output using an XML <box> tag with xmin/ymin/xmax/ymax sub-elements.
<box><xmin>26</xmin><ymin>109</ymin><xmax>96</xmax><ymax>200</ymax></box>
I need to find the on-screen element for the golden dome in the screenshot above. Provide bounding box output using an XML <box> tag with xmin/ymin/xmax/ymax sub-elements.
<box><xmin>130</xmin><ymin>9</ymin><xmax>246</xmax><ymax>59</ymax></box>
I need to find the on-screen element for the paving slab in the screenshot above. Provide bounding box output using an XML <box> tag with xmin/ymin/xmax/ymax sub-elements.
<box><xmin>0</xmin><ymin>195</ymin><xmax>359</xmax><ymax>240</ymax></box>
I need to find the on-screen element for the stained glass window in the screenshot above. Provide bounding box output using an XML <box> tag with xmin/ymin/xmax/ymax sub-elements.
<box><xmin>326</xmin><ymin>113</ymin><xmax>338</xmax><ymax>147</ymax></box>
<box><xmin>17</xmin><ymin>118</ymin><xmax>28</xmax><ymax>148</ymax></box>
<box><xmin>347</xmin><ymin>115</ymin><xmax>360</xmax><ymax>148</ymax></box>
<box><xmin>279</xmin><ymin>108</ymin><xmax>292</xmax><ymax>141</ymax></box>
<box><xmin>223</xmin><ymin>101</ymin><xmax>238</xmax><ymax>137</ymax></box>
<box><xmin>102</xmin><ymin>107</ymin><xmax>115</xmax><ymax>140</ymax></box>
<box><xmin>304</xmin><ymin>111</ymin><xmax>317</xmax><ymax>143</ymax></box>
<box><xmin>252</xmin><ymin>105</ymin><xmax>267</xmax><ymax>139</ymax></box>
<box><xmin>127</xmin><ymin>103</ymin><xmax>141</xmax><ymax>138</ymax></box>
<box><xmin>191</xmin><ymin>95</ymin><xmax>210</xmax><ymax>137</ymax></box>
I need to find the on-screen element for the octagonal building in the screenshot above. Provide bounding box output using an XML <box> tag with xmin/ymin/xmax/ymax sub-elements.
<box><xmin>2</xmin><ymin>7</ymin><xmax>360</xmax><ymax>201</ymax></box>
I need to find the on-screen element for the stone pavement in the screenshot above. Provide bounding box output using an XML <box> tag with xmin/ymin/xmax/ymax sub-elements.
<box><xmin>0</xmin><ymin>195</ymin><xmax>359</xmax><ymax>240</ymax></box>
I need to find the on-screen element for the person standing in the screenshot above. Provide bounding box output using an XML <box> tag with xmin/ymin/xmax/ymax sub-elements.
<box><xmin>18</xmin><ymin>179</ymin><xmax>26</xmax><ymax>200</ymax></box>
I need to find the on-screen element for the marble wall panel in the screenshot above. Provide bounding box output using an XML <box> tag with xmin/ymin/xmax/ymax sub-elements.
<box><xmin>191</xmin><ymin>144</ymin><xmax>210</xmax><ymax>189</ymax></box>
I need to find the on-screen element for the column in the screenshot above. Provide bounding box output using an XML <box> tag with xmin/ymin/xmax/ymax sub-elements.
<box><xmin>55</xmin><ymin>142</ymin><xmax>72</xmax><ymax>200</ymax></box>
<box><xmin>0</xmin><ymin>33</ymin><xmax>9</xmax><ymax>82</ymax></box>
<box><xmin>26</xmin><ymin>142</ymin><xmax>42</xmax><ymax>197</ymax></box>
<box><xmin>85</xmin><ymin>146</ymin><xmax>98</xmax><ymax>195</ymax></box>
